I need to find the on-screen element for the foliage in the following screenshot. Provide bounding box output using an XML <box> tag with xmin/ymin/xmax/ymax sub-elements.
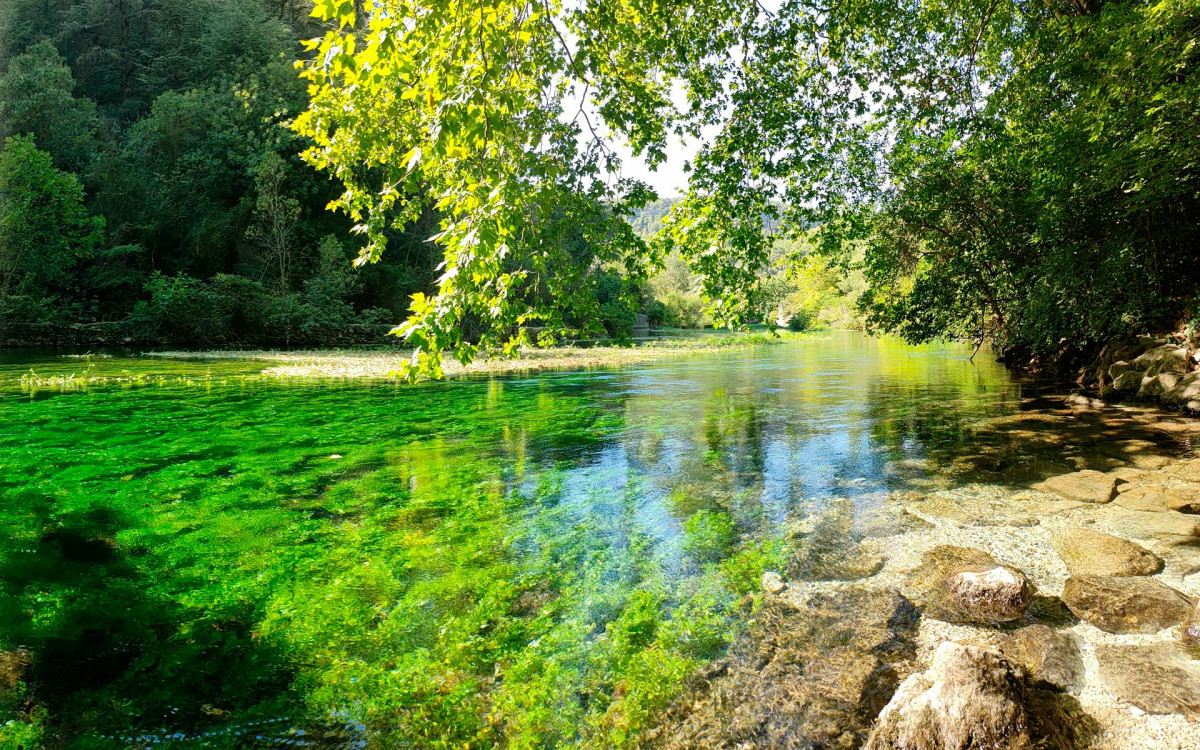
<box><xmin>0</xmin><ymin>136</ymin><xmax>104</xmax><ymax>316</ymax></box>
<box><xmin>0</xmin><ymin>42</ymin><xmax>99</xmax><ymax>173</ymax></box>
<box><xmin>298</xmin><ymin>0</ymin><xmax>1200</xmax><ymax>369</ymax></box>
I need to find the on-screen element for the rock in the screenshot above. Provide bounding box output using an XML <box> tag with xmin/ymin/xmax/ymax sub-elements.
<box><xmin>1109</xmin><ymin>467</ymin><xmax>1172</xmax><ymax>485</ymax></box>
<box><xmin>1024</xmin><ymin>499</ymin><xmax>1086</xmax><ymax>515</ymax></box>
<box><xmin>1181</xmin><ymin>601</ymin><xmax>1200</xmax><ymax>656</ymax></box>
<box><xmin>1061</xmin><ymin>575</ymin><xmax>1193</xmax><ymax>633</ymax></box>
<box><xmin>909</xmin><ymin>546</ymin><xmax>1031</xmax><ymax>624</ymax></box>
<box><xmin>1164</xmin><ymin>372</ymin><xmax>1200</xmax><ymax>406</ymax></box>
<box><xmin>761</xmin><ymin>571</ymin><xmax>786</xmax><ymax>594</ymax></box>
<box><xmin>941</xmin><ymin>567</ymin><xmax>1033</xmax><ymax>623</ymax></box>
<box><xmin>1139</xmin><ymin>371</ymin><xmax>1182</xmax><ymax>398</ymax></box>
<box><xmin>1114</xmin><ymin>484</ymin><xmax>1173</xmax><ymax>512</ymax></box>
<box><xmin>1168</xmin><ymin>458</ymin><xmax>1200</xmax><ymax>483</ymax></box>
<box><xmin>996</xmin><ymin>625</ymin><xmax>1084</xmax><ymax>692</ymax></box>
<box><xmin>1131</xmin><ymin>344</ymin><xmax>1188</xmax><ymax>376</ymax></box>
<box><xmin>653</xmin><ymin>589</ymin><xmax>919</xmax><ymax>749</ymax></box>
<box><xmin>1094</xmin><ymin>643</ymin><xmax>1200</xmax><ymax>716</ymax></box>
<box><xmin>1051</xmin><ymin>527</ymin><xmax>1162</xmax><ymax>577</ymax></box>
<box><xmin>786</xmin><ymin>499</ymin><xmax>887</xmax><ymax>581</ymax></box>
<box><xmin>907</xmin><ymin>495</ymin><xmax>1037</xmax><ymax>527</ymax></box>
<box><xmin>1108</xmin><ymin>508</ymin><xmax>1200</xmax><ymax>540</ymax></box>
<box><xmin>1033</xmin><ymin>469</ymin><xmax>1118</xmax><ymax>503</ymax></box>
<box><xmin>863</xmin><ymin>642</ymin><xmax>1080</xmax><ymax>750</ymax></box>
<box><xmin>1166</xmin><ymin>486</ymin><xmax>1200</xmax><ymax>514</ymax></box>
<box><xmin>1107</xmin><ymin>360</ymin><xmax>1135</xmax><ymax>380</ymax></box>
<box><xmin>1112</xmin><ymin>370</ymin><xmax>1145</xmax><ymax>392</ymax></box>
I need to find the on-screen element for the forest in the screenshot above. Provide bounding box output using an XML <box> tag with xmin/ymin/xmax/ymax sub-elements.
<box><xmin>0</xmin><ymin>1</ymin><xmax>853</xmax><ymax>350</ymax></box>
<box><xmin>1</xmin><ymin>0</ymin><xmax>1198</xmax><ymax>366</ymax></box>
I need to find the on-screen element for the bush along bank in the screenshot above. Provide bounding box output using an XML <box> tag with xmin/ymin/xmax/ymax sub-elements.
<box><xmin>1071</xmin><ymin>334</ymin><xmax>1200</xmax><ymax>415</ymax></box>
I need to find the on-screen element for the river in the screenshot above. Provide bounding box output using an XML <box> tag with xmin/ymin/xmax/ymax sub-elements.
<box><xmin>2</xmin><ymin>332</ymin><xmax>1198</xmax><ymax>748</ymax></box>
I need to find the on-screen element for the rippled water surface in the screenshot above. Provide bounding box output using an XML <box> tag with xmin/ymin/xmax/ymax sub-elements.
<box><xmin>0</xmin><ymin>333</ymin><xmax>1078</xmax><ymax>747</ymax></box>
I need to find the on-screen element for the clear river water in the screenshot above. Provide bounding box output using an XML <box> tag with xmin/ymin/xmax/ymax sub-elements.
<box><xmin>2</xmin><ymin>332</ymin><xmax>1193</xmax><ymax>749</ymax></box>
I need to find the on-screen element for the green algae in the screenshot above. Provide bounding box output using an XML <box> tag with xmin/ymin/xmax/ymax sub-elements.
<box><xmin>0</xmin><ymin>333</ymin><xmax>1028</xmax><ymax>748</ymax></box>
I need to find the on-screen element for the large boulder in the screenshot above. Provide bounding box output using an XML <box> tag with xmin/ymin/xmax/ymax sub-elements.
<box><xmin>1050</xmin><ymin>527</ymin><xmax>1162</xmax><ymax>577</ymax></box>
<box><xmin>1131</xmin><ymin>344</ymin><xmax>1188</xmax><ymax>376</ymax></box>
<box><xmin>1032</xmin><ymin>469</ymin><xmax>1118</xmax><ymax>503</ymax></box>
<box><xmin>650</xmin><ymin>589</ymin><xmax>919</xmax><ymax>749</ymax></box>
<box><xmin>1163</xmin><ymin>372</ymin><xmax>1200</xmax><ymax>407</ymax></box>
<box><xmin>1061</xmin><ymin>575</ymin><xmax>1193</xmax><ymax>633</ymax></box>
<box><xmin>1094</xmin><ymin>643</ymin><xmax>1200</xmax><ymax>716</ymax></box>
<box><xmin>995</xmin><ymin>625</ymin><xmax>1084</xmax><ymax>692</ymax></box>
<box><xmin>1111</xmin><ymin>370</ymin><xmax>1145</xmax><ymax>392</ymax></box>
<box><xmin>1139</xmin><ymin>371</ymin><xmax>1182</xmax><ymax>398</ymax></box>
<box><xmin>864</xmin><ymin>642</ymin><xmax>1080</xmax><ymax>750</ymax></box>
<box><xmin>908</xmin><ymin>546</ymin><xmax>1032</xmax><ymax>625</ymax></box>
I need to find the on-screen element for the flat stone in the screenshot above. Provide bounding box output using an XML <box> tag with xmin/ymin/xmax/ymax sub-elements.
<box><xmin>1051</xmin><ymin>527</ymin><xmax>1162</xmax><ymax>577</ymax></box>
<box><xmin>1024</xmin><ymin>499</ymin><xmax>1086</xmax><ymax>515</ymax></box>
<box><xmin>1166</xmin><ymin>486</ymin><xmax>1200</xmax><ymax>514</ymax></box>
<box><xmin>1107</xmin><ymin>508</ymin><xmax>1200</xmax><ymax>540</ymax></box>
<box><xmin>1061</xmin><ymin>575</ymin><xmax>1193</xmax><ymax>633</ymax></box>
<box><xmin>1033</xmin><ymin>470</ymin><xmax>1118</xmax><ymax>504</ymax></box>
<box><xmin>1168</xmin><ymin>458</ymin><xmax>1200</xmax><ymax>483</ymax></box>
<box><xmin>761</xmin><ymin>571</ymin><xmax>786</xmax><ymax>594</ymax></box>
<box><xmin>1095</xmin><ymin>643</ymin><xmax>1200</xmax><ymax>716</ymax></box>
<box><xmin>996</xmin><ymin>625</ymin><xmax>1084</xmax><ymax>692</ymax></box>
<box><xmin>1114</xmin><ymin>484</ymin><xmax>1173</xmax><ymax>512</ymax></box>
<box><xmin>864</xmin><ymin>642</ymin><xmax>1080</xmax><ymax>750</ymax></box>
<box><xmin>907</xmin><ymin>495</ymin><xmax>1037</xmax><ymax>527</ymax></box>
<box><xmin>1109</xmin><ymin>467</ymin><xmax>1170</xmax><ymax>484</ymax></box>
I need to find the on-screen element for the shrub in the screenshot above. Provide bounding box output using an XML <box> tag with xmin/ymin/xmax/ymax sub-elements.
<box><xmin>646</xmin><ymin>300</ymin><xmax>674</xmax><ymax>327</ymax></box>
<box><xmin>599</xmin><ymin>300</ymin><xmax>637</xmax><ymax>340</ymax></box>
<box><xmin>659</xmin><ymin>291</ymin><xmax>708</xmax><ymax>329</ymax></box>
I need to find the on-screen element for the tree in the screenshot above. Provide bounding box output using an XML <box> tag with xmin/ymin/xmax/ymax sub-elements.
<box><xmin>247</xmin><ymin>153</ymin><xmax>302</xmax><ymax>290</ymax></box>
<box><xmin>0</xmin><ymin>41</ymin><xmax>99</xmax><ymax>173</ymax></box>
<box><xmin>297</xmin><ymin>0</ymin><xmax>1200</xmax><ymax>374</ymax></box>
<box><xmin>0</xmin><ymin>135</ymin><xmax>104</xmax><ymax>313</ymax></box>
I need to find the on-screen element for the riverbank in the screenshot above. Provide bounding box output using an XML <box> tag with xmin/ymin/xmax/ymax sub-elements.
<box><xmin>5</xmin><ymin>331</ymin><xmax>811</xmax><ymax>392</ymax></box>
<box><xmin>145</xmin><ymin>332</ymin><xmax>808</xmax><ymax>379</ymax></box>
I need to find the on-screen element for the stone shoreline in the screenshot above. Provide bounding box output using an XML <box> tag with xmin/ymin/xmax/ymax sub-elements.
<box><xmin>651</xmin><ymin>393</ymin><xmax>1200</xmax><ymax>749</ymax></box>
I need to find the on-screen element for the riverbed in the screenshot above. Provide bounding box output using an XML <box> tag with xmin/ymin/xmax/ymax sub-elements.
<box><xmin>3</xmin><ymin>332</ymin><xmax>1199</xmax><ymax>748</ymax></box>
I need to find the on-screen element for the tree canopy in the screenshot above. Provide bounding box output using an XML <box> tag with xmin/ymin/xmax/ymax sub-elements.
<box><xmin>298</xmin><ymin>0</ymin><xmax>1200</xmax><ymax>374</ymax></box>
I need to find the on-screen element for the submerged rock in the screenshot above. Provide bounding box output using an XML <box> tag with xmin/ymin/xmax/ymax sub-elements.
<box><xmin>909</xmin><ymin>546</ymin><xmax>1031</xmax><ymax>625</ymax></box>
<box><xmin>649</xmin><ymin>589</ymin><xmax>919</xmax><ymax>750</ymax></box>
<box><xmin>995</xmin><ymin>625</ymin><xmax>1084</xmax><ymax>692</ymax></box>
<box><xmin>1107</xmin><ymin>508</ymin><xmax>1200</xmax><ymax>540</ymax></box>
<box><xmin>1095</xmin><ymin>643</ymin><xmax>1200</xmax><ymax>716</ymax></box>
<box><xmin>1033</xmin><ymin>469</ymin><xmax>1118</xmax><ymax>504</ymax></box>
<box><xmin>864</xmin><ymin>642</ymin><xmax>1084</xmax><ymax>750</ymax></box>
<box><xmin>907</xmin><ymin>495</ymin><xmax>1037</xmax><ymax>527</ymax></box>
<box><xmin>1061</xmin><ymin>575</ymin><xmax>1193</xmax><ymax>633</ymax></box>
<box><xmin>1050</xmin><ymin>527</ymin><xmax>1163</xmax><ymax>577</ymax></box>
<box><xmin>761</xmin><ymin>570</ymin><xmax>786</xmax><ymax>594</ymax></box>
<box><xmin>786</xmin><ymin>500</ymin><xmax>886</xmax><ymax>582</ymax></box>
